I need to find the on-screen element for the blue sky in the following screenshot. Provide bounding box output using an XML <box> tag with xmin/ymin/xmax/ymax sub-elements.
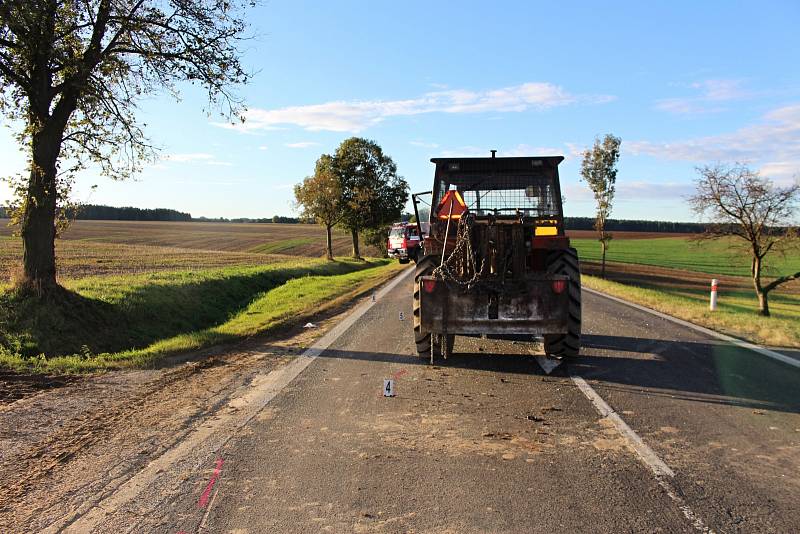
<box><xmin>2</xmin><ymin>0</ymin><xmax>799</xmax><ymax>221</ymax></box>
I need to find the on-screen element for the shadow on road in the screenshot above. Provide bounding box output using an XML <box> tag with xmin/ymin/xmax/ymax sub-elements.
<box><xmin>574</xmin><ymin>333</ymin><xmax>800</xmax><ymax>414</ymax></box>
<box><xmin>262</xmin><ymin>331</ymin><xmax>800</xmax><ymax>414</ymax></box>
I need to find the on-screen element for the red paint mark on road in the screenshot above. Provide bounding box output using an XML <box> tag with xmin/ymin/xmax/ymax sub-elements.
<box><xmin>198</xmin><ymin>457</ymin><xmax>224</xmax><ymax>508</ymax></box>
<box><xmin>391</xmin><ymin>369</ymin><xmax>408</xmax><ymax>380</ymax></box>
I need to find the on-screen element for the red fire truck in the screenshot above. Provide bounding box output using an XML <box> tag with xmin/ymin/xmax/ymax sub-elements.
<box><xmin>386</xmin><ymin>222</ymin><xmax>426</xmax><ymax>263</ymax></box>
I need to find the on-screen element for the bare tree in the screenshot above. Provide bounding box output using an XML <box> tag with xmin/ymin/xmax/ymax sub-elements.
<box><xmin>294</xmin><ymin>155</ymin><xmax>343</xmax><ymax>261</ymax></box>
<box><xmin>580</xmin><ymin>134</ymin><xmax>621</xmax><ymax>278</ymax></box>
<box><xmin>689</xmin><ymin>164</ymin><xmax>800</xmax><ymax>316</ymax></box>
<box><xmin>0</xmin><ymin>0</ymin><xmax>254</xmax><ymax>294</ymax></box>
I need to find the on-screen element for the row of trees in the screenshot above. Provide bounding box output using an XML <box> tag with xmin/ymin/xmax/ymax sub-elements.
<box><xmin>563</xmin><ymin>217</ymin><xmax>707</xmax><ymax>233</ymax></box>
<box><xmin>193</xmin><ymin>215</ymin><xmax>306</xmax><ymax>224</ymax></box>
<box><xmin>580</xmin><ymin>134</ymin><xmax>799</xmax><ymax>316</ymax></box>
<box><xmin>295</xmin><ymin>137</ymin><xmax>409</xmax><ymax>260</ymax></box>
<box><xmin>67</xmin><ymin>205</ymin><xmax>191</xmax><ymax>222</ymax></box>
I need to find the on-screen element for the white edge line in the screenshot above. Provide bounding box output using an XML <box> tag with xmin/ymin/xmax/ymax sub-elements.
<box><xmin>570</xmin><ymin>374</ymin><xmax>714</xmax><ymax>533</ymax></box>
<box><xmin>583</xmin><ymin>287</ymin><xmax>800</xmax><ymax>370</ymax></box>
<box><xmin>570</xmin><ymin>374</ymin><xmax>674</xmax><ymax>478</ymax></box>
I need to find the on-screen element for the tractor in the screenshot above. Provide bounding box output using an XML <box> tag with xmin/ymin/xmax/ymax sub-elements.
<box><xmin>410</xmin><ymin>152</ymin><xmax>581</xmax><ymax>362</ymax></box>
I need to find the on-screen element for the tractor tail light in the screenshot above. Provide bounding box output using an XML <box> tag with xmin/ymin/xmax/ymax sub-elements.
<box><xmin>552</xmin><ymin>280</ymin><xmax>566</xmax><ymax>294</ymax></box>
<box><xmin>422</xmin><ymin>279</ymin><xmax>437</xmax><ymax>293</ymax></box>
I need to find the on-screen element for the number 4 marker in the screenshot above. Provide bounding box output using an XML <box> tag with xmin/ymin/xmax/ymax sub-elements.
<box><xmin>383</xmin><ymin>379</ymin><xmax>395</xmax><ymax>397</ymax></box>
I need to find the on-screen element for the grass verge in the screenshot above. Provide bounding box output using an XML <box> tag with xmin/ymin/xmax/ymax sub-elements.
<box><xmin>0</xmin><ymin>258</ymin><xmax>406</xmax><ymax>373</ymax></box>
<box><xmin>583</xmin><ymin>275</ymin><xmax>800</xmax><ymax>348</ymax></box>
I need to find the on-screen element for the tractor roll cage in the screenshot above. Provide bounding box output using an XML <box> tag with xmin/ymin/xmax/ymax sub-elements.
<box><xmin>429</xmin><ymin>156</ymin><xmax>565</xmax><ymax>227</ymax></box>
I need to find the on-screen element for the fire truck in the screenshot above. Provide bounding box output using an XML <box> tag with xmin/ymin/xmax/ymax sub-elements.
<box><xmin>386</xmin><ymin>222</ymin><xmax>426</xmax><ymax>263</ymax></box>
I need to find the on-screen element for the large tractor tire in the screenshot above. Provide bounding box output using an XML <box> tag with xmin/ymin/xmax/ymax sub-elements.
<box><xmin>543</xmin><ymin>247</ymin><xmax>581</xmax><ymax>358</ymax></box>
<box><xmin>413</xmin><ymin>255</ymin><xmax>454</xmax><ymax>360</ymax></box>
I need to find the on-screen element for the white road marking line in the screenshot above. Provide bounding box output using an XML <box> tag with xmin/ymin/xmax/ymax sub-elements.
<box><xmin>571</xmin><ymin>374</ymin><xmax>714</xmax><ymax>533</ymax></box>
<box><xmin>584</xmin><ymin>287</ymin><xmax>800</xmax><ymax>369</ymax></box>
<box><xmin>52</xmin><ymin>267</ymin><xmax>416</xmax><ymax>533</ymax></box>
<box><xmin>198</xmin><ymin>487</ymin><xmax>220</xmax><ymax>532</ymax></box>
<box><xmin>570</xmin><ymin>375</ymin><xmax>674</xmax><ymax>477</ymax></box>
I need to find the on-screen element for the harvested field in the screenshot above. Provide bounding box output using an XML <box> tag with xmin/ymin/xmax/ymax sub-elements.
<box><xmin>0</xmin><ymin>237</ymin><xmax>282</xmax><ymax>282</ymax></box>
<box><xmin>0</xmin><ymin>219</ymin><xmax>382</xmax><ymax>283</ymax></box>
<box><xmin>582</xmin><ymin>260</ymin><xmax>800</xmax><ymax>296</ymax></box>
<box><xmin>0</xmin><ymin>219</ymin><xmax>366</xmax><ymax>256</ymax></box>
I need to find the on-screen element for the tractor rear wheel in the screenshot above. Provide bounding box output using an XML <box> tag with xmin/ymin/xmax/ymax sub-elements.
<box><xmin>543</xmin><ymin>247</ymin><xmax>581</xmax><ymax>358</ymax></box>
<box><xmin>413</xmin><ymin>255</ymin><xmax>454</xmax><ymax>360</ymax></box>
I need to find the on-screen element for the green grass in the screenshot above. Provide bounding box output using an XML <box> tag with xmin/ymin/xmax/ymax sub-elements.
<box><xmin>249</xmin><ymin>238</ymin><xmax>315</xmax><ymax>254</ymax></box>
<box><xmin>583</xmin><ymin>275</ymin><xmax>800</xmax><ymax>348</ymax></box>
<box><xmin>572</xmin><ymin>236</ymin><xmax>800</xmax><ymax>278</ymax></box>
<box><xmin>0</xmin><ymin>258</ymin><xmax>405</xmax><ymax>373</ymax></box>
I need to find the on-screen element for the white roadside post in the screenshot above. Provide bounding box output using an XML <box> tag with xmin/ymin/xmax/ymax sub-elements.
<box><xmin>709</xmin><ymin>278</ymin><xmax>719</xmax><ymax>311</ymax></box>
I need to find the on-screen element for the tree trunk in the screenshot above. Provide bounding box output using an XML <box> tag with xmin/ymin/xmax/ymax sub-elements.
<box><xmin>752</xmin><ymin>254</ymin><xmax>770</xmax><ymax>316</ymax></box>
<box><xmin>350</xmin><ymin>227</ymin><xmax>360</xmax><ymax>259</ymax></box>
<box><xmin>20</xmin><ymin>128</ymin><xmax>62</xmax><ymax>294</ymax></box>
<box><xmin>325</xmin><ymin>224</ymin><xmax>334</xmax><ymax>260</ymax></box>
<box><xmin>757</xmin><ymin>290</ymin><xmax>770</xmax><ymax>317</ymax></box>
<box><xmin>600</xmin><ymin>240</ymin><xmax>607</xmax><ymax>279</ymax></box>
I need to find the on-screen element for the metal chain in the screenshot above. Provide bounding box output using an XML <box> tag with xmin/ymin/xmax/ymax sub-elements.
<box><xmin>432</xmin><ymin>214</ymin><xmax>511</xmax><ymax>292</ymax></box>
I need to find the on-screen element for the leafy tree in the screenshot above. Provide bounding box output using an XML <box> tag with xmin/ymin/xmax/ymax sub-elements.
<box><xmin>580</xmin><ymin>134</ymin><xmax>621</xmax><ymax>278</ymax></box>
<box><xmin>361</xmin><ymin>226</ymin><xmax>389</xmax><ymax>256</ymax></box>
<box><xmin>332</xmin><ymin>137</ymin><xmax>408</xmax><ymax>258</ymax></box>
<box><xmin>689</xmin><ymin>164</ymin><xmax>799</xmax><ymax>316</ymax></box>
<box><xmin>294</xmin><ymin>155</ymin><xmax>343</xmax><ymax>260</ymax></box>
<box><xmin>0</xmin><ymin>0</ymin><xmax>253</xmax><ymax>293</ymax></box>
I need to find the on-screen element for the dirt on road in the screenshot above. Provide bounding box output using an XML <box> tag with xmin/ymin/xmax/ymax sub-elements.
<box><xmin>0</xmin><ymin>303</ymin><xmax>352</xmax><ymax>532</ymax></box>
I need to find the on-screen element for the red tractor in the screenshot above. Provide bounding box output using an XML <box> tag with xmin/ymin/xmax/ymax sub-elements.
<box><xmin>411</xmin><ymin>152</ymin><xmax>581</xmax><ymax>362</ymax></box>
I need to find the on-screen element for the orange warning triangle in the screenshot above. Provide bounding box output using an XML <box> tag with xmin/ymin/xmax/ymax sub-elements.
<box><xmin>436</xmin><ymin>190</ymin><xmax>468</xmax><ymax>220</ymax></box>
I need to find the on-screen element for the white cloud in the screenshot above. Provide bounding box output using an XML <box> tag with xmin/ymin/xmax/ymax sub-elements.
<box><xmin>616</xmin><ymin>180</ymin><xmax>695</xmax><ymax>200</ymax></box>
<box><xmin>163</xmin><ymin>153</ymin><xmax>215</xmax><ymax>163</ymax></box>
<box><xmin>627</xmin><ymin>103</ymin><xmax>800</xmax><ymax>183</ymax></box>
<box><xmin>656</xmin><ymin>79</ymin><xmax>749</xmax><ymax>114</ymax></box>
<box><xmin>258</xmin><ymin>145</ymin><xmax>268</xmax><ymax>150</ymax></box>
<box><xmin>439</xmin><ymin>144</ymin><xmax>569</xmax><ymax>159</ymax></box>
<box><xmin>219</xmin><ymin>82</ymin><xmax>615</xmax><ymax>133</ymax></box>
<box><xmin>284</xmin><ymin>142</ymin><xmax>320</xmax><ymax>149</ymax></box>
<box><xmin>564</xmin><ymin>180</ymin><xmax>694</xmax><ymax>204</ymax></box>
<box><xmin>161</xmin><ymin>152</ymin><xmax>232</xmax><ymax>167</ymax></box>
<box><xmin>410</xmin><ymin>140</ymin><xmax>439</xmax><ymax>148</ymax></box>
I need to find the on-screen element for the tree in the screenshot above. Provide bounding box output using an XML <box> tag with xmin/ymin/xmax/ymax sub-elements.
<box><xmin>332</xmin><ymin>137</ymin><xmax>408</xmax><ymax>258</ymax></box>
<box><xmin>294</xmin><ymin>154</ymin><xmax>343</xmax><ymax>260</ymax></box>
<box><xmin>580</xmin><ymin>134</ymin><xmax>621</xmax><ymax>278</ymax></box>
<box><xmin>689</xmin><ymin>164</ymin><xmax>799</xmax><ymax>316</ymax></box>
<box><xmin>1</xmin><ymin>1</ymin><xmax>253</xmax><ymax>294</ymax></box>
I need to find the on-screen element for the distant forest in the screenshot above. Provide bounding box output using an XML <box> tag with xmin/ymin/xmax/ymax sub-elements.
<box><xmin>0</xmin><ymin>204</ymin><xmax>304</xmax><ymax>224</ymax></box>
<box><xmin>563</xmin><ymin>217</ymin><xmax>706</xmax><ymax>234</ymax></box>
<box><xmin>0</xmin><ymin>204</ymin><xmax>706</xmax><ymax>233</ymax></box>
<box><xmin>68</xmin><ymin>204</ymin><xmax>192</xmax><ymax>221</ymax></box>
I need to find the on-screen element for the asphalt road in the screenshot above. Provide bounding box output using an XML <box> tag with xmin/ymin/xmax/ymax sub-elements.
<box><xmin>144</xmin><ymin>269</ymin><xmax>797</xmax><ymax>534</ymax></box>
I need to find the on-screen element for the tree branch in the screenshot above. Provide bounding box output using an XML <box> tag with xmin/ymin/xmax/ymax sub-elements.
<box><xmin>763</xmin><ymin>271</ymin><xmax>800</xmax><ymax>293</ymax></box>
